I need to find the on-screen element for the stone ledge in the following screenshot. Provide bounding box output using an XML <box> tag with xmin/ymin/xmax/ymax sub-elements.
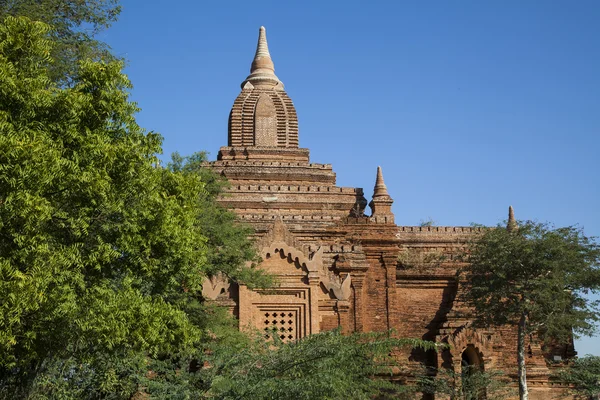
<box><xmin>217</xmin><ymin>146</ymin><xmax>310</xmax><ymax>162</ymax></box>
<box><xmin>239</xmin><ymin>214</ymin><xmax>343</xmax><ymax>221</ymax></box>
<box><xmin>227</xmin><ymin>184</ymin><xmax>362</xmax><ymax>194</ymax></box>
<box><xmin>210</xmin><ymin>160</ymin><xmax>333</xmax><ymax>169</ymax></box>
<box><xmin>398</xmin><ymin>226</ymin><xmax>485</xmax><ymax>233</ymax></box>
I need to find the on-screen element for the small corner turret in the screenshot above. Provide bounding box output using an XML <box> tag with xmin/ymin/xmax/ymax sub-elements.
<box><xmin>369</xmin><ymin>166</ymin><xmax>394</xmax><ymax>223</ymax></box>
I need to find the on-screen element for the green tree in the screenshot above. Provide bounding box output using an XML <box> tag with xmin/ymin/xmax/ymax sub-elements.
<box><xmin>0</xmin><ymin>15</ymin><xmax>214</xmax><ymax>396</ymax></box>
<box><xmin>0</xmin><ymin>0</ymin><xmax>121</xmax><ymax>84</ymax></box>
<box><xmin>557</xmin><ymin>355</ymin><xmax>600</xmax><ymax>399</ymax></box>
<box><xmin>459</xmin><ymin>217</ymin><xmax>600</xmax><ymax>400</ymax></box>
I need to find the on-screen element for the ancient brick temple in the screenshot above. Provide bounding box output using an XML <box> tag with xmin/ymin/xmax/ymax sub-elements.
<box><xmin>202</xmin><ymin>27</ymin><xmax>571</xmax><ymax>398</ymax></box>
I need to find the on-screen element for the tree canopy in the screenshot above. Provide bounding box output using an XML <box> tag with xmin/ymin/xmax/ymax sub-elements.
<box><xmin>0</xmin><ymin>15</ymin><xmax>223</xmax><ymax>396</ymax></box>
<box><xmin>459</xmin><ymin>218</ymin><xmax>600</xmax><ymax>400</ymax></box>
<box><xmin>0</xmin><ymin>0</ymin><xmax>121</xmax><ymax>84</ymax></box>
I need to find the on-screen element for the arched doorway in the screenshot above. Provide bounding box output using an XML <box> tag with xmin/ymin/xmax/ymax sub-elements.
<box><xmin>461</xmin><ymin>345</ymin><xmax>484</xmax><ymax>400</ymax></box>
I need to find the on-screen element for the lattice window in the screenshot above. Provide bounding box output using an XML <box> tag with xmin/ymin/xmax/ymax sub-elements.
<box><xmin>263</xmin><ymin>311</ymin><xmax>296</xmax><ymax>342</ymax></box>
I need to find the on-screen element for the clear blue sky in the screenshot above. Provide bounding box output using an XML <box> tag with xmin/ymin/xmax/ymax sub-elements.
<box><xmin>103</xmin><ymin>1</ymin><xmax>600</xmax><ymax>355</ymax></box>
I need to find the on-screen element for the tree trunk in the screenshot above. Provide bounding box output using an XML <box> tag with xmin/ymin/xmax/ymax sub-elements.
<box><xmin>517</xmin><ymin>311</ymin><xmax>528</xmax><ymax>400</ymax></box>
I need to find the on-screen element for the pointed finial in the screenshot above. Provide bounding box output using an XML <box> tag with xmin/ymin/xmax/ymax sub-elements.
<box><xmin>507</xmin><ymin>205</ymin><xmax>518</xmax><ymax>232</ymax></box>
<box><xmin>254</xmin><ymin>26</ymin><xmax>271</xmax><ymax>61</ymax></box>
<box><xmin>242</xmin><ymin>26</ymin><xmax>282</xmax><ymax>88</ymax></box>
<box><xmin>369</xmin><ymin>166</ymin><xmax>394</xmax><ymax>221</ymax></box>
<box><xmin>373</xmin><ymin>166</ymin><xmax>390</xmax><ymax>198</ymax></box>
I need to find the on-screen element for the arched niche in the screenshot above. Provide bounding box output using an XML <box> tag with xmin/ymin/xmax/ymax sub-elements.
<box><xmin>462</xmin><ymin>344</ymin><xmax>483</xmax><ymax>370</ymax></box>
<box><xmin>238</xmin><ymin>241</ymin><xmax>321</xmax><ymax>342</ymax></box>
<box><xmin>445</xmin><ymin>328</ymin><xmax>495</xmax><ymax>374</ymax></box>
<box><xmin>460</xmin><ymin>344</ymin><xmax>486</xmax><ymax>400</ymax></box>
<box><xmin>254</xmin><ymin>94</ymin><xmax>277</xmax><ymax>146</ymax></box>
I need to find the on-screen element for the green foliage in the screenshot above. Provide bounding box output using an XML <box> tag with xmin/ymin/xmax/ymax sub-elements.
<box><xmin>0</xmin><ymin>15</ymin><xmax>215</xmax><ymax>395</ymax></box>
<box><xmin>1</xmin><ymin>0</ymin><xmax>121</xmax><ymax>84</ymax></box>
<box><xmin>460</xmin><ymin>221</ymin><xmax>600</xmax><ymax>341</ymax></box>
<box><xmin>556</xmin><ymin>355</ymin><xmax>600</xmax><ymax>399</ymax></box>
<box><xmin>0</xmin><ymin>307</ymin><xmax>249</xmax><ymax>399</ymax></box>
<box><xmin>198</xmin><ymin>329</ymin><xmax>435</xmax><ymax>400</ymax></box>
<box><xmin>418</xmin><ymin>366</ymin><xmax>515</xmax><ymax>400</ymax></box>
<box><xmin>2</xmin><ymin>327</ymin><xmax>436</xmax><ymax>399</ymax></box>
<box><xmin>167</xmin><ymin>152</ymin><xmax>271</xmax><ymax>289</ymax></box>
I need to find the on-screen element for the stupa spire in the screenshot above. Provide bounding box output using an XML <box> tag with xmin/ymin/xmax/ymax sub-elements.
<box><xmin>507</xmin><ymin>205</ymin><xmax>518</xmax><ymax>232</ymax></box>
<box><xmin>253</xmin><ymin>26</ymin><xmax>272</xmax><ymax>67</ymax></box>
<box><xmin>242</xmin><ymin>26</ymin><xmax>282</xmax><ymax>88</ymax></box>
<box><xmin>373</xmin><ymin>166</ymin><xmax>390</xmax><ymax>198</ymax></box>
<box><xmin>225</xmin><ymin>26</ymin><xmax>300</xmax><ymax>154</ymax></box>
